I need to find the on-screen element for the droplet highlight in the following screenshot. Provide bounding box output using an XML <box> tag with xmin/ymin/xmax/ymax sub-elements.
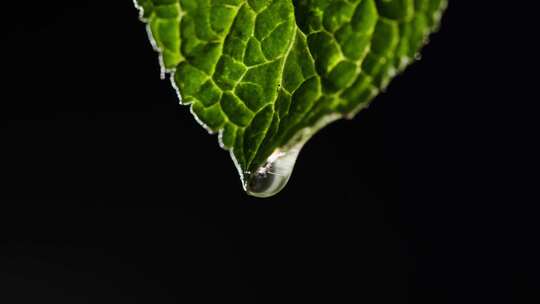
<box><xmin>245</xmin><ymin>148</ymin><xmax>301</xmax><ymax>198</ymax></box>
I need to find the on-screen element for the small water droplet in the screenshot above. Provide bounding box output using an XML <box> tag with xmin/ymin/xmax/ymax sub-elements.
<box><xmin>414</xmin><ymin>53</ymin><xmax>423</xmax><ymax>61</ymax></box>
<box><xmin>245</xmin><ymin>148</ymin><xmax>300</xmax><ymax>198</ymax></box>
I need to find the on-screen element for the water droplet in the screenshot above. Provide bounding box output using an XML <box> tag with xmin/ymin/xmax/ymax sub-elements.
<box><xmin>245</xmin><ymin>148</ymin><xmax>300</xmax><ymax>198</ymax></box>
<box><xmin>243</xmin><ymin>114</ymin><xmax>341</xmax><ymax>198</ymax></box>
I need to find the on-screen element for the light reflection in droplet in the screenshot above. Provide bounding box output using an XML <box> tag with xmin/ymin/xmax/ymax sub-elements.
<box><xmin>245</xmin><ymin>148</ymin><xmax>300</xmax><ymax>198</ymax></box>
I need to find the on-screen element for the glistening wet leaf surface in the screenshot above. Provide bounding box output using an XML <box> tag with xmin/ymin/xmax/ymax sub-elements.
<box><xmin>134</xmin><ymin>0</ymin><xmax>447</xmax><ymax>197</ymax></box>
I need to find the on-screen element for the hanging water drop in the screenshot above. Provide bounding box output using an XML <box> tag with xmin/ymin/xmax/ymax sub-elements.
<box><xmin>245</xmin><ymin>148</ymin><xmax>301</xmax><ymax>198</ymax></box>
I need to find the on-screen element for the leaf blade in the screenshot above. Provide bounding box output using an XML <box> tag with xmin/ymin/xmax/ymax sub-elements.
<box><xmin>134</xmin><ymin>0</ymin><xmax>447</xmax><ymax>195</ymax></box>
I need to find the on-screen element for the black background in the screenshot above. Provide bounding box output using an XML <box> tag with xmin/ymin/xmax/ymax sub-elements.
<box><xmin>0</xmin><ymin>1</ymin><xmax>536</xmax><ymax>303</ymax></box>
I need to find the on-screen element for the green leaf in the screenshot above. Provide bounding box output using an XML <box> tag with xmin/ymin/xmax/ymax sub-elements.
<box><xmin>133</xmin><ymin>0</ymin><xmax>447</xmax><ymax>197</ymax></box>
